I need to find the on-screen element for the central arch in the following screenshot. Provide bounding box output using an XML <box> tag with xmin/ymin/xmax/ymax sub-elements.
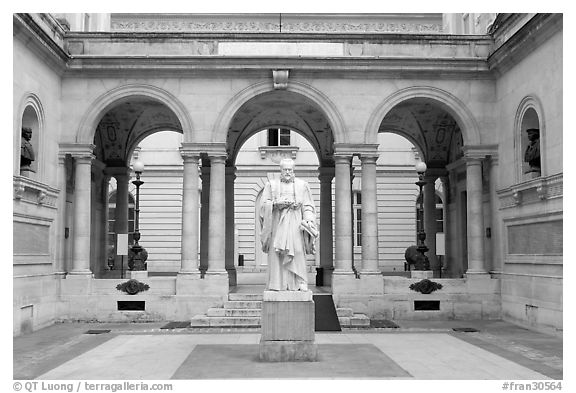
<box><xmin>213</xmin><ymin>81</ymin><xmax>347</xmax><ymax>144</ymax></box>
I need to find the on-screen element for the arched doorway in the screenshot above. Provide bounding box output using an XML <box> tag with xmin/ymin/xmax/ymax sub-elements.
<box><xmin>223</xmin><ymin>89</ymin><xmax>335</xmax><ymax>287</ymax></box>
<box><xmin>378</xmin><ymin>97</ymin><xmax>465</xmax><ymax>277</ymax></box>
<box><xmin>89</xmin><ymin>96</ymin><xmax>184</xmax><ymax>277</ymax></box>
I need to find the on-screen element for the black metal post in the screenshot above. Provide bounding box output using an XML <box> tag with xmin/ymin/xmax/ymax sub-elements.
<box><xmin>130</xmin><ymin>170</ymin><xmax>148</xmax><ymax>271</ymax></box>
<box><xmin>415</xmin><ymin>172</ymin><xmax>430</xmax><ymax>270</ymax></box>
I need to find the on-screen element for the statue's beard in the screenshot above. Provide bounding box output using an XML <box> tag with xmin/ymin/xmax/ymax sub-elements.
<box><xmin>281</xmin><ymin>173</ymin><xmax>295</xmax><ymax>183</ymax></box>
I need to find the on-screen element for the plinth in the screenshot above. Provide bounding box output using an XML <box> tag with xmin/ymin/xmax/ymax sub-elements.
<box><xmin>259</xmin><ymin>290</ymin><xmax>318</xmax><ymax>362</ymax></box>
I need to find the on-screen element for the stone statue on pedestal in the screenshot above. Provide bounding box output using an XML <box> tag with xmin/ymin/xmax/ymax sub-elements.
<box><xmin>524</xmin><ymin>128</ymin><xmax>541</xmax><ymax>174</ymax></box>
<box><xmin>259</xmin><ymin>158</ymin><xmax>318</xmax><ymax>291</ymax></box>
<box><xmin>20</xmin><ymin>127</ymin><xmax>35</xmax><ymax>174</ymax></box>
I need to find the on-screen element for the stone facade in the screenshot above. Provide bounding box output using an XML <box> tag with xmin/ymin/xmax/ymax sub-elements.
<box><xmin>13</xmin><ymin>13</ymin><xmax>562</xmax><ymax>336</ymax></box>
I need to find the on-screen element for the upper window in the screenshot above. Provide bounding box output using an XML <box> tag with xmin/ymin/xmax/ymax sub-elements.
<box><xmin>268</xmin><ymin>128</ymin><xmax>291</xmax><ymax>146</ymax></box>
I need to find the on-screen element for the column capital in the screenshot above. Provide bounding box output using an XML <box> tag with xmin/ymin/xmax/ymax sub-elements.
<box><xmin>359</xmin><ymin>154</ymin><xmax>379</xmax><ymax>164</ymax></box>
<box><xmin>209</xmin><ymin>155</ymin><xmax>227</xmax><ymax>165</ymax></box>
<box><xmin>180</xmin><ymin>150</ymin><xmax>201</xmax><ymax>163</ymax></box>
<box><xmin>333</xmin><ymin>154</ymin><xmax>352</xmax><ymax>165</ymax></box>
<box><xmin>462</xmin><ymin>144</ymin><xmax>498</xmax><ymax>161</ymax></box>
<box><xmin>334</xmin><ymin>143</ymin><xmax>379</xmax><ymax>157</ymax></box>
<box><xmin>59</xmin><ymin>143</ymin><xmax>95</xmax><ymax>160</ymax></box>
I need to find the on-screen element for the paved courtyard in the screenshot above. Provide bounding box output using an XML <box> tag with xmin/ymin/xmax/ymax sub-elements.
<box><xmin>13</xmin><ymin>319</ymin><xmax>562</xmax><ymax>380</ymax></box>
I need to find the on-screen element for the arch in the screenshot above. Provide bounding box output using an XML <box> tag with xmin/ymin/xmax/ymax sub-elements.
<box><xmin>76</xmin><ymin>84</ymin><xmax>194</xmax><ymax>144</ymax></box>
<box><xmin>365</xmin><ymin>86</ymin><xmax>481</xmax><ymax>146</ymax></box>
<box><xmin>16</xmin><ymin>93</ymin><xmax>46</xmax><ymax>176</ymax></box>
<box><xmin>212</xmin><ymin>81</ymin><xmax>347</xmax><ymax>144</ymax></box>
<box><xmin>514</xmin><ymin>95</ymin><xmax>545</xmax><ymax>180</ymax></box>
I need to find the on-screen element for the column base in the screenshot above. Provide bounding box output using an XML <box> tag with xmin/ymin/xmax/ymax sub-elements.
<box><xmin>67</xmin><ymin>270</ymin><xmax>93</xmax><ymax>277</ymax></box>
<box><xmin>465</xmin><ymin>270</ymin><xmax>489</xmax><ymax>277</ymax></box>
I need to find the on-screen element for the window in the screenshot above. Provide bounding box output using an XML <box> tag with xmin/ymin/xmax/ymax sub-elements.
<box><xmin>267</xmin><ymin>128</ymin><xmax>291</xmax><ymax>146</ymax></box>
<box><xmin>353</xmin><ymin>191</ymin><xmax>362</xmax><ymax>247</ymax></box>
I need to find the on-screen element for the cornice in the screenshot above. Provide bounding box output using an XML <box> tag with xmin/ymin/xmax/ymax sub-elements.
<box><xmin>13</xmin><ymin>14</ymin><xmax>69</xmax><ymax>75</ymax></box>
<box><xmin>63</xmin><ymin>57</ymin><xmax>492</xmax><ymax>80</ymax></box>
<box><xmin>488</xmin><ymin>13</ymin><xmax>562</xmax><ymax>76</ymax></box>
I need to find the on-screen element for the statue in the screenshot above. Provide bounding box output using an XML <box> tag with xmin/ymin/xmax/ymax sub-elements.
<box><xmin>524</xmin><ymin>128</ymin><xmax>541</xmax><ymax>173</ymax></box>
<box><xmin>20</xmin><ymin>127</ymin><xmax>35</xmax><ymax>174</ymax></box>
<box><xmin>259</xmin><ymin>158</ymin><xmax>318</xmax><ymax>291</ymax></box>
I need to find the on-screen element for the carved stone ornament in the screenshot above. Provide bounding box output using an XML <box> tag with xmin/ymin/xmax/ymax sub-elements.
<box><xmin>116</xmin><ymin>279</ymin><xmax>150</xmax><ymax>295</ymax></box>
<box><xmin>14</xmin><ymin>183</ymin><xmax>25</xmax><ymax>199</ymax></box>
<box><xmin>273</xmin><ymin>70</ymin><xmax>289</xmax><ymax>90</ymax></box>
<box><xmin>409</xmin><ymin>279</ymin><xmax>443</xmax><ymax>294</ymax></box>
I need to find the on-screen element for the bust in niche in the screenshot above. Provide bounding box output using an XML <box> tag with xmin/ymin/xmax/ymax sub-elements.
<box><xmin>20</xmin><ymin>127</ymin><xmax>35</xmax><ymax>176</ymax></box>
<box><xmin>524</xmin><ymin>128</ymin><xmax>541</xmax><ymax>175</ymax></box>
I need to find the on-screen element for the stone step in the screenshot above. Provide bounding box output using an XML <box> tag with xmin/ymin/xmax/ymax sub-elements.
<box><xmin>338</xmin><ymin>313</ymin><xmax>371</xmax><ymax>328</ymax></box>
<box><xmin>206</xmin><ymin>308</ymin><xmax>262</xmax><ymax>317</ymax></box>
<box><xmin>336</xmin><ymin>308</ymin><xmax>354</xmax><ymax>317</ymax></box>
<box><xmin>228</xmin><ymin>293</ymin><xmax>264</xmax><ymax>301</ymax></box>
<box><xmin>190</xmin><ymin>315</ymin><xmax>261</xmax><ymax>327</ymax></box>
<box><xmin>224</xmin><ymin>300</ymin><xmax>262</xmax><ymax>309</ymax></box>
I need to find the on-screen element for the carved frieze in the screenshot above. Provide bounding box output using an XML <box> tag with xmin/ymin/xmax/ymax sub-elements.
<box><xmin>111</xmin><ymin>16</ymin><xmax>443</xmax><ymax>34</ymax></box>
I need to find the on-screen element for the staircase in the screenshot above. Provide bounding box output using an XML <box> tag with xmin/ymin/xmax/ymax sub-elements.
<box><xmin>190</xmin><ymin>291</ymin><xmax>371</xmax><ymax>328</ymax></box>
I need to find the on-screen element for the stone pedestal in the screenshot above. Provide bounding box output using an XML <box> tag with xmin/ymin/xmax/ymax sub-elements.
<box><xmin>411</xmin><ymin>270</ymin><xmax>434</xmax><ymax>279</ymax></box>
<box><xmin>259</xmin><ymin>290</ymin><xmax>318</xmax><ymax>362</ymax></box>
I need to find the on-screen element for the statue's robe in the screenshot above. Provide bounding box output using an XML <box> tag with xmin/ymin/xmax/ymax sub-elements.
<box><xmin>259</xmin><ymin>177</ymin><xmax>317</xmax><ymax>291</ymax></box>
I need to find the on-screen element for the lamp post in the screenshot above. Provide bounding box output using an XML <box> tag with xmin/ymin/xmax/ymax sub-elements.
<box><xmin>415</xmin><ymin>161</ymin><xmax>430</xmax><ymax>271</ymax></box>
<box><xmin>129</xmin><ymin>160</ymin><xmax>148</xmax><ymax>271</ymax></box>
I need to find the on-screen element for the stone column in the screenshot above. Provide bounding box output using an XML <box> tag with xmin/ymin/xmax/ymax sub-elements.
<box><xmin>334</xmin><ymin>155</ymin><xmax>353</xmax><ymax>273</ymax></box>
<box><xmin>180</xmin><ymin>153</ymin><xmax>200</xmax><ymax>274</ymax></box>
<box><xmin>199</xmin><ymin>164</ymin><xmax>210</xmax><ymax>274</ymax></box>
<box><xmin>70</xmin><ymin>152</ymin><xmax>94</xmax><ymax>275</ymax></box>
<box><xmin>465</xmin><ymin>157</ymin><xmax>487</xmax><ymax>274</ymax></box>
<box><xmin>360</xmin><ymin>154</ymin><xmax>379</xmax><ymax>274</ymax></box>
<box><xmin>225</xmin><ymin>166</ymin><xmax>237</xmax><ymax>285</ymax></box>
<box><xmin>54</xmin><ymin>153</ymin><xmax>68</xmax><ymax>275</ymax></box>
<box><xmin>488</xmin><ymin>155</ymin><xmax>502</xmax><ymax>273</ymax></box>
<box><xmin>318</xmin><ymin>167</ymin><xmax>334</xmax><ymax>285</ymax></box>
<box><xmin>207</xmin><ymin>154</ymin><xmax>227</xmax><ymax>274</ymax></box>
<box><xmin>423</xmin><ymin>175</ymin><xmax>438</xmax><ymax>272</ymax></box>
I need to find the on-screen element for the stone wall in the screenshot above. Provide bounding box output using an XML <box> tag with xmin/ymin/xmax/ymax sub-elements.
<box><xmin>494</xmin><ymin>22</ymin><xmax>563</xmax><ymax>334</ymax></box>
<box><xmin>13</xmin><ymin>28</ymin><xmax>64</xmax><ymax>336</ymax></box>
